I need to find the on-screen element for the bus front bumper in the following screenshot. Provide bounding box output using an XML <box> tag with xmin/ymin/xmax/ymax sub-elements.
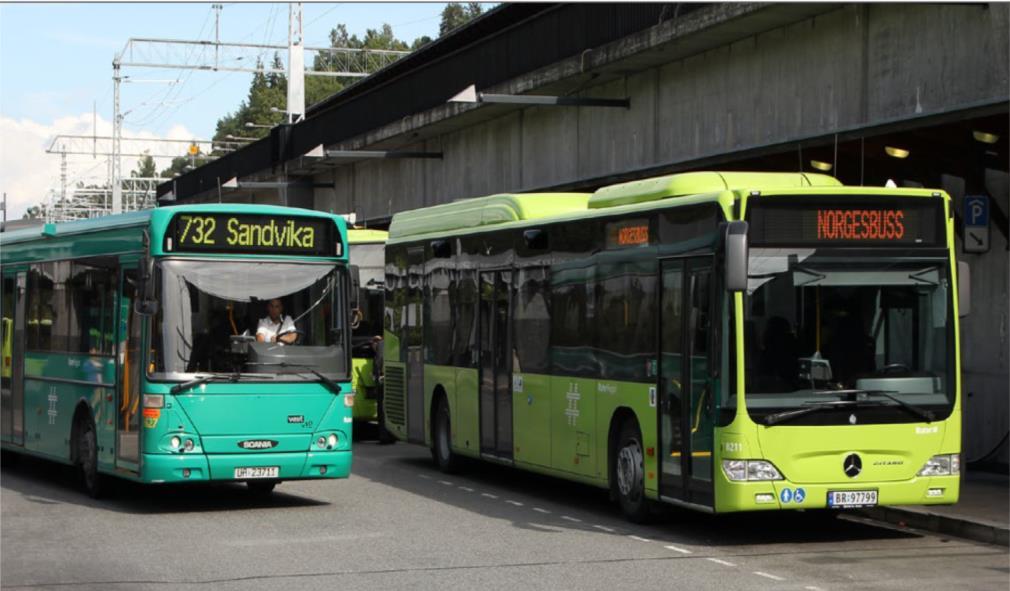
<box><xmin>141</xmin><ymin>450</ymin><xmax>352</xmax><ymax>483</ymax></box>
<box><xmin>715</xmin><ymin>474</ymin><xmax>961</xmax><ymax>513</ymax></box>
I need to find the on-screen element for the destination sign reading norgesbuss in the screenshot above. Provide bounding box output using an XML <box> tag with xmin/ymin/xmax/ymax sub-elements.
<box><xmin>166</xmin><ymin>213</ymin><xmax>334</xmax><ymax>256</ymax></box>
<box><xmin>747</xmin><ymin>197</ymin><xmax>943</xmax><ymax>247</ymax></box>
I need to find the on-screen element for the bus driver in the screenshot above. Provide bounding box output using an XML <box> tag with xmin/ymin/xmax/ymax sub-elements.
<box><xmin>257</xmin><ymin>298</ymin><xmax>298</xmax><ymax>345</ymax></box>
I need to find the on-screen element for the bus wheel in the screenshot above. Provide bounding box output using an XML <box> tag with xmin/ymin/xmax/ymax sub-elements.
<box><xmin>431</xmin><ymin>397</ymin><xmax>459</xmax><ymax>473</ymax></box>
<box><xmin>76</xmin><ymin>415</ymin><xmax>104</xmax><ymax>499</ymax></box>
<box><xmin>613</xmin><ymin>419</ymin><xmax>649</xmax><ymax>523</ymax></box>
<box><xmin>247</xmin><ymin>480</ymin><xmax>277</xmax><ymax>495</ymax></box>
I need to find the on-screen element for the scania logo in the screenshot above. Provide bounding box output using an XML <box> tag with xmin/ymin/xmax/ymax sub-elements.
<box><xmin>843</xmin><ymin>453</ymin><xmax>862</xmax><ymax>478</ymax></box>
<box><xmin>238</xmin><ymin>440</ymin><xmax>278</xmax><ymax>450</ymax></box>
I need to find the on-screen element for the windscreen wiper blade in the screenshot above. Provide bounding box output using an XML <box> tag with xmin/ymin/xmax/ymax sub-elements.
<box><xmin>822</xmin><ymin>389</ymin><xmax>936</xmax><ymax>423</ymax></box>
<box><xmin>763</xmin><ymin>400</ymin><xmax>866</xmax><ymax>427</ymax></box>
<box><xmin>170</xmin><ymin>372</ymin><xmax>239</xmax><ymax>395</ymax></box>
<box><xmin>252</xmin><ymin>362</ymin><xmax>342</xmax><ymax>394</ymax></box>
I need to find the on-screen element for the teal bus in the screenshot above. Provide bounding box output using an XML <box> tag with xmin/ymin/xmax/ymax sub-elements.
<box><xmin>382</xmin><ymin>171</ymin><xmax>965</xmax><ymax>521</ymax></box>
<box><xmin>1</xmin><ymin>204</ymin><xmax>354</xmax><ymax>496</ymax></box>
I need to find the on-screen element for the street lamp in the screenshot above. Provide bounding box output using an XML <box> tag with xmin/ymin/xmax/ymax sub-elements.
<box><xmin>225</xmin><ymin>134</ymin><xmax>257</xmax><ymax>142</ymax></box>
<box><xmin>244</xmin><ymin>122</ymin><xmax>273</xmax><ymax>129</ymax></box>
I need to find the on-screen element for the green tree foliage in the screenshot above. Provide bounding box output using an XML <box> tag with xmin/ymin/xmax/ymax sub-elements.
<box><xmin>439</xmin><ymin>2</ymin><xmax>484</xmax><ymax>36</ymax></box>
<box><xmin>131</xmin><ymin>154</ymin><xmax>158</xmax><ymax>178</ymax></box>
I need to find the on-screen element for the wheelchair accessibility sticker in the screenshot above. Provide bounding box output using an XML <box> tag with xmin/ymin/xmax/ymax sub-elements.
<box><xmin>779</xmin><ymin>487</ymin><xmax>806</xmax><ymax>504</ymax></box>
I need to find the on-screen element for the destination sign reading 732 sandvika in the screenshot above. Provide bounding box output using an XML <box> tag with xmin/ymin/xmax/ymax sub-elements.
<box><xmin>167</xmin><ymin>213</ymin><xmax>334</xmax><ymax>256</ymax></box>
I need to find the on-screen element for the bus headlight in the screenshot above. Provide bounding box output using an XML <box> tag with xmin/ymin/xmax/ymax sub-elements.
<box><xmin>183</xmin><ymin>439</ymin><xmax>195</xmax><ymax>452</ymax></box>
<box><xmin>327</xmin><ymin>434</ymin><xmax>338</xmax><ymax>449</ymax></box>
<box><xmin>170</xmin><ymin>436</ymin><xmax>181</xmax><ymax>450</ymax></box>
<box><xmin>316</xmin><ymin>436</ymin><xmax>327</xmax><ymax>448</ymax></box>
<box><xmin>722</xmin><ymin>460</ymin><xmax>784</xmax><ymax>481</ymax></box>
<box><xmin>917</xmin><ymin>454</ymin><xmax>960</xmax><ymax>476</ymax></box>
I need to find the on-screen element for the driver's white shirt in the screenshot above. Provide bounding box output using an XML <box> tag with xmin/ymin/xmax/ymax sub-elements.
<box><xmin>257</xmin><ymin>315</ymin><xmax>295</xmax><ymax>342</ymax></box>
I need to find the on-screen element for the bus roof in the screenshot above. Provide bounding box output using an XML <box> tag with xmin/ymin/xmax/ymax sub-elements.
<box><xmin>388</xmin><ymin>193</ymin><xmax>590</xmax><ymax>241</ymax></box>
<box><xmin>588</xmin><ymin>171</ymin><xmax>842</xmax><ymax>209</ymax></box>
<box><xmin>347</xmin><ymin>228</ymin><xmax>388</xmax><ymax>244</ymax></box>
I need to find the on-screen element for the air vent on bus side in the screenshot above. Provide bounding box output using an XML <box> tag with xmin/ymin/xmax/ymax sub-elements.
<box><xmin>384</xmin><ymin>364</ymin><xmax>406</xmax><ymax>427</ymax></box>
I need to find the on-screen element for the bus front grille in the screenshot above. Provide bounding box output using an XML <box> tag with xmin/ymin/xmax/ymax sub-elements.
<box><xmin>384</xmin><ymin>364</ymin><xmax>406</xmax><ymax>427</ymax></box>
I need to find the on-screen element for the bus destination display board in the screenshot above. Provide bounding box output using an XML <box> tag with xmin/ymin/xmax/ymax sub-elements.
<box><xmin>747</xmin><ymin>198</ymin><xmax>942</xmax><ymax>247</ymax></box>
<box><xmin>166</xmin><ymin>213</ymin><xmax>334</xmax><ymax>256</ymax></box>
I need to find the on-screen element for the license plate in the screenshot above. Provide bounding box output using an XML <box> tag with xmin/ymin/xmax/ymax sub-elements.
<box><xmin>234</xmin><ymin>466</ymin><xmax>279</xmax><ymax>479</ymax></box>
<box><xmin>827</xmin><ymin>489</ymin><xmax>878</xmax><ymax>508</ymax></box>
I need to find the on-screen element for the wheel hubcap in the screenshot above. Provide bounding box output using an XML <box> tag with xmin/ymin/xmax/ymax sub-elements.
<box><xmin>616</xmin><ymin>441</ymin><xmax>642</xmax><ymax>497</ymax></box>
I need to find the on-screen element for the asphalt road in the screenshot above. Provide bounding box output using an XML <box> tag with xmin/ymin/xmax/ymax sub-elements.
<box><xmin>2</xmin><ymin>438</ymin><xmax>1007</xmax><ymax>591</ymax></box>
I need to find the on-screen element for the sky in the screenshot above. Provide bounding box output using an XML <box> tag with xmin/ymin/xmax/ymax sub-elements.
<box><xmin>0</xmin><ymin>2</ymin><xmax>451</xmax><ymax>219</ymax></box>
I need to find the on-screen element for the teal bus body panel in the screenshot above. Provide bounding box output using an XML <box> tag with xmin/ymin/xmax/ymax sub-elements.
<box><xmin>142</xmin><ymin>450</ymin><xmax>351</xmax><ymax>482</ymax></box>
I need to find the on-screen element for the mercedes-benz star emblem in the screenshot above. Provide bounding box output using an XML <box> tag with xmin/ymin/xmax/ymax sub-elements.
<box><xmin>844</xmin><ymin>453</ymin><xmax>862</xmax><ymax>478</ymax></box>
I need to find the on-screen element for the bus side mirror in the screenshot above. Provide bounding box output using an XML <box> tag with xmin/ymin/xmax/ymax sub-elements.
<box><xmin>958</xmin><ymin>261</ymin><xmax>970</xmax><ymax>317</ymax></box>
<box><xmin>350</xmin><ymin>265</ymin><xmax>361</xmax><ymax>310</ymax></box>
<box><xmin>724</xmin><ymin>221</ymin><xmax>749</xmax><ymax>293</ymax></box>
<box><xmin>134</xmin><ymin>256</ymin><xmax>158</xmax><ymax>316</ymax></box>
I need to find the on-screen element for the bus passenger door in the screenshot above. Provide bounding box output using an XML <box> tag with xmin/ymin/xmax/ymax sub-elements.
<box><xmin>658</xmin><ymin>257</ymin><xmax>715</xmax><ymax>507</ymax></box>
<box><xmin>405</xmin><ymin>247</ymin><xmax>425</xmax><ymax>443</ymax></box>
<box><xmin>116</xmin><ymin>267</ymin><xmax>141</xmax><ymax>471</ymax></box>
<box><xmin>2</xmin><ymin>271</ymin><xmax>26</xmax><ymax>446</ymax></box>
<box><xmin>478</xmin><ymin>269</ymin><xmax>513</xmax><ymax>459</ymax></box>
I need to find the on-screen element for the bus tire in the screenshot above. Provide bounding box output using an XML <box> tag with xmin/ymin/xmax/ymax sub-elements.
<box><xmin>430</xmin><ymin>396</ymin><xmax>459</xmax><ymax>473</ymax></box>
<box><xmin>75</xmin><ymin>414</ymin><xmax>104</xmax><ymax>499</ymax></box>
<box><xmin>613</xmin><ymin>418</ymin><xmax>650</xmax><ymax>523</ymax></box>
<box><xmin>247</xmin><ymin>480</ymin><xmax>277</xmax><ymax>495</ymax></box>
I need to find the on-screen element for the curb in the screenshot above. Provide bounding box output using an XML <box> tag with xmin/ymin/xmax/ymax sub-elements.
<box><xmin>859</xmin><ymin>506</ymin><xmax>1009</xmax><ymax>547</ymax></box>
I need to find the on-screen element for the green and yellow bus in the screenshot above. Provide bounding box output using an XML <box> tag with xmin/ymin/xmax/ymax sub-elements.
<box><xmin>382</xmin><ymin>171</ymin><xmax>965</xmax><ymax>520</ymax></box>
<box><xmin>347</xmin><ymin>228</ymin><xmax>394</xmax><ymax>441</ymax></box>
<box><xmin>1</xmin><ymin>204</ymin><xmax>354</xmax><ymax>496</ymax></box>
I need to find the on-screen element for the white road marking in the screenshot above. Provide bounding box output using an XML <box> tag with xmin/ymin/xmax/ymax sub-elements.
<box><xmin>560</xmin><ymin>515</ymin><xmax>582</xmax><ymax>523</ymax></box>
<box><xmin>592</xmin><ymin>525</ymin><xmax>616</xmax><ymax>533</ymax></box>
<box><xmin>505</xmin><ymin>500</ymin><xmax>524</xmax><ymax>507</ymax></box>
<box><xmin>628</xmin><ymin>535</ymin><xmax>651</xmax><ymax>542</ymax></box>
<box><xmin>754</xmin><ymin>572</ymin><xmax>785</xmax><ymax>581</ymax></box>
<box><xmin>437</xmin><ymin>480</ymin><xmax>454</xmax><ymax>486</ymax></box>
<box><xmin>481</xmin><ymin>493</ymin><xmax>499</xmax><ymax>499</ymax></box>
<box><xmin>706</xmin><ymin>558</ymin><xmax>736</xmax><ymax>567</ymax></box>
<box><xmin>664</xmin><ymin>545</ymin><xmax>692</xmax><ymax>554</ymax></box>
<box><xmin>458</xmin><ymin>486</ymin><xmax>474</xmax><ymax>492</ymax></box>
<box><xmin>418</xmin><ymin>473</ymin><xmax>431</xmax><ymax>479</ymax></box>
<box><xmin>805</xmin><ymin>587</ymin><xmax>825</xmax><ymax>591</ymax></box>
<box><xmin>532</xmin><ymin>507</ymin><xmax>551</xmax><ymax>514</ymax></box>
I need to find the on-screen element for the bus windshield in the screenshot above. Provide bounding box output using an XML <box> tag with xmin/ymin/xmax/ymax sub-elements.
<box><xmin>350</xmin><ymin>242</ymin><xmax>384</xmax><ymax>341</ymax></box>
<box><xmin>151</xmin><ymin>259</ymin><xmax>349</xmax><ymax>381</ymax></box>
<box><xmin>739</xmin><ymin>248</ymin><xmax>954</xmax><ymax>423</ymax></box>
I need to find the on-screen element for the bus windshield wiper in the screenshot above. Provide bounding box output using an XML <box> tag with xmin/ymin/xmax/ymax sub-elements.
<box><xmin>815</xmin><ymin>389</ymin><xmax>936</xmax><ymax>423</ymax></box>
<box><xmin>252</xmin><ymin>362</ymin><xmax>342</xmax><ymax>395</ymax></box>
<box><xmin>170</xmin><ymin>372</ymin><xmax>241</xmax><ymax>395</ymax></box>
<box><xmin>763</xmin><ymin>400</ymin><xmax>868</xmax><ymax>426</ymax></box>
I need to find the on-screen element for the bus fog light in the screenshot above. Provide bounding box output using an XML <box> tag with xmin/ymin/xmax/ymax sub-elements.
<box><xmin>182</xmin><ymin>468</ymin><xmax>191</xmax><ymax>478</ymax></box>
<box><xmin>327</xmin><ymin>434</ymin><xmax>338</xmax><ymax>448</ymax></box>
<box><xmin>747</xmin><ymin>461</ymin><xmax>783</xmax><ymax>481</ymax></box>
<box><xmin>918</xmin><ymin>454</ymin><xmax>958</xmax><ymax>476</ymax></box>
<box><xmin>755</xmin><ymin>493</ymin><xmax>775</xmax><ymax>504</ymax></box>
<box><xmin>319</xmin><ymin>465</ymin><xmax>327</xmax><ymax>475</ymax></box>
<box><xmin>170</xmin><ymin>436</ymin><xmax>181</xmax><ymax>449</ymax></box>
<box><xmin>183</xmin><ymin>439</ymin><xmax>195</xmax><ymax>452</ymax></box>
<box><xmin>344</xmin><ymin>394</ymin><xmax>355</xmax><ymax>408</ymax></box>
<box><xmin>317</xmin><ymin>436</ymin><xmax>326</xmax><ymax>448</ymax></box>
<box><xmin>926</xmin><ymin>488</ymin><xmax>944</xmax><ymax>497</ymax></box>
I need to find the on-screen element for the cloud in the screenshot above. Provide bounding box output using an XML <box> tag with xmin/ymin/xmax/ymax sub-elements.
<box><xmin>0</xmin><ymin>113</ymin><xmax>198</xmax><ymax>219</ymax></box>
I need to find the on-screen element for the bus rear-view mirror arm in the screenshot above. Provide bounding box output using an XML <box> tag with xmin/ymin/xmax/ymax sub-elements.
<box><xmin>724</xmin><ymin>221</ymin><xmax>749</xmax><ymax>293</ymax></box>
<box><xmin>957</xmin><ymin>261</ymin><xmax>970</xmax><ymax>317</ymax></box>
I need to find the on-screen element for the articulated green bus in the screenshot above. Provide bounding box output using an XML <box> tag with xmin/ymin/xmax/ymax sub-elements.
<box><xmin>382</xmin><ymin>171</ymin><xmax>964</xmax><ymax>520</ymax></box>
<box><xmin>1</xmin><ymin>204</ymin><xmax>354</xmax><ymax>496</ymax></box>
